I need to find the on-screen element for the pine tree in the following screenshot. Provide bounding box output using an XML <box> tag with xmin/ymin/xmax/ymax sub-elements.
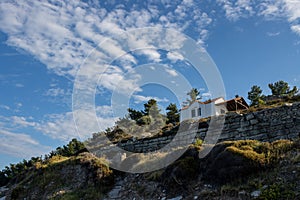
<box><xmin>183</xmin><ymin>88</ymin><xmax>202</xmax><ymax>106</ymax></box>
<box><xmin>166</xmin><ymin>103</ymin><xmax>179</xmax><ymax>124</ymax></box>
<box><xmin>268</xmin><ymin>80</ymin><xmax>298</xmax><ymax>97</ymax></box>
<box><xmin>248</xmin><ymin>85</ymin><xmax>265</xmax><ymax>106</ymax></box>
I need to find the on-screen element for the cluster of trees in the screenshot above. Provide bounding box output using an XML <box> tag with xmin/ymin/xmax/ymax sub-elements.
<box><xmin>131</xmin><ymin>99</ymin><xmax>181</xmax><ymax>125</ymax></box>
<box><xmin>120</xmin><ymin>99</ymin><xmax>180</xmax><ymax>126</ymax></box>
<box><xmin>1</xmin><ymin>90</ymin><xmax>200</xmax><ymax>186</ymax></box>
<box><xmin>114</xmin><ymin>88</ymin><xmax>205</xmax><ymax>137</ymax></box>
<box><xmin>0</xmin><ymin>139</ymin><xmax>85</xmax><ymax>187</ymax></box>
<box><xmin>54</xmin><ymin>138</ymin><xmax>85</xmax><ymax>157</ymax></box>
<box><xmin>114</xmin><ymin>99</ymin><xmax>180</xmax><ymax>137</ymax></box>
<box><xmin>248</xmin><ymin>80</ymin><xmax>299</xmax><ymax>106</ymax></box>
<box><xmin>92</xmin><ymin>89</ymin><xmax>203</xmax><ymax>142</ymax></box>
<box><xmin>0</xmin><ymin>157</ymin><xmax>42</xmax><ymax>186</ymax></box>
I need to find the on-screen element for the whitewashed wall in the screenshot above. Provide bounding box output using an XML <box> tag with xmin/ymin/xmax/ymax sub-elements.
<box><xmin>180</xmin><ymin>101</ymin><xmax>217</xmax><ymax>122</ymax></box>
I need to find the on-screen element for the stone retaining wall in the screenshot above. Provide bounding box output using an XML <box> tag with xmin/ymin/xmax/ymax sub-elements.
<box><xmin>100</xmin><ymin>103</ymin><xmax>300</xmax><ymax>153</ymax></box>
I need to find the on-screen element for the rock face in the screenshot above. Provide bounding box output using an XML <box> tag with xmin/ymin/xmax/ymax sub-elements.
<box><xmin>199</xmin><ymin>141</ymin><xmax>268</xmax><ymax>184</ymax></box>
<box><xmin>97</xmin><ymin>103</ymin><xmax>300</xmax><ymax>154</ymax></box>
<box><xmin>4</xmin><ymin>140</ymin><xmax>300</xmax><ymax>199</ymax></box>
<box><xmin>102</xmin><ymin>139</ymin><xmax>300</xmax><ymax>199</ymax></box>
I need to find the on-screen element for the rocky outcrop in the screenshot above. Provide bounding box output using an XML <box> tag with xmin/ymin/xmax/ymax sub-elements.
<box><xmin>5</xmin><ymin>153</ymin><xmax>114</xmax><ymax>200</ymax></box>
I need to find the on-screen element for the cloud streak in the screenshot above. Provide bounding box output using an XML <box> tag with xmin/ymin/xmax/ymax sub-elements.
<box><xmin>0</xmin><ymin>0</ymin><xmax>212</xmax><ymax>85</ymax></box>
<box><xmin>0</xmin><ymin>129</ymin><xmax>50</xmax><ymax>158</ymax></box>
<box><xmin>0</xmin><ymin>115</ymin><xmax>51</xmax><ymax>159</ymax></box>
<box><xmin>133</xmin><ymin>95</ymin><xmax>169</xmax><ymax>103</ymax></box>
<box><xmin>217</xmin><ymin>0</ymin><xmax>300</xmax><ymax>36</ymax></box>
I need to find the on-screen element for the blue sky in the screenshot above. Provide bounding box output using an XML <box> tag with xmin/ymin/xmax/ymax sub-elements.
<box><xmin>1</xmin><ymin>0</ymin><xmax>300</xmax><ymax>169</ymax></box>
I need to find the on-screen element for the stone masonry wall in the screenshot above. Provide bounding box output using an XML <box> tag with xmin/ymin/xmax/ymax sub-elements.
<box><xmin>113</xmin><ymin>102</ymin><xmax>300</xmax><ymax>153</ymax></box>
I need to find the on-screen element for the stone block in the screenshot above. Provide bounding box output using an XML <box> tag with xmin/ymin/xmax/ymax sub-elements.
<box><xmin>246</xmin><ymin>113</ymin><xmax>255</xmax><ymax>121</ymax></box>
<box><xmin>250</xmin><ymin>119</ymin><xmax>259</xmax><ymax>125</ymax></box>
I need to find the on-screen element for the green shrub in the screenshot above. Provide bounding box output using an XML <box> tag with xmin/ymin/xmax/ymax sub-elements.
<box><xmin>145</xmin><ymin>170</ymin><xmax>164</xmax><ymax>181</ymax></box>
<box><xmin>259</xmin><ymin>183</ymin><xmax>295</xmax><ymax>200</ymax></box>
<box><xmin>11</xmin><ymin>186</ymin><xmax>24</xmax><ymax>200</ymax></box>
<box><xmin>193</xmin><ymin>138</ymin><xmax>203</xmax><ymax>150</ymax></box>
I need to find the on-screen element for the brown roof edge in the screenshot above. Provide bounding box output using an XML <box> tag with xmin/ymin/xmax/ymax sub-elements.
<box><xmin>215</xmin><ymin>97</ymin><xmax>249</xmax><ymax>110</ymax></box>
<box><xmin>181</xmin><ymin>97</ymin><xmax>225</xmax><ymax>110</ymax></box>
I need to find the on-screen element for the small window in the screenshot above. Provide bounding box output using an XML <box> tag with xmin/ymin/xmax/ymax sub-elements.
<box><xmin>191</xmin><ymin>109</ymin><xmax>196</xmax><ymax>118</ymax></box>
<box><xmin>198</xmin><ymin>108</ymin><xmax>201</xmax><ymax>116</ymax></box>
<box><xmin>221</xmin><ymin>109</ymin><xmax>226</xmax><ymax>114</ymax></box>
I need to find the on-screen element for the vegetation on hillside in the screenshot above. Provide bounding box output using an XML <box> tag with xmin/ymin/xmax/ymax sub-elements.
<box><xmin>248</xmin><ymin>85</ymin><xmax>265</xmax><ymax>106</ymax></box>
<box><xmin>0</xmin><ymin>139</ymin><xmax>86</xmax><ymax>188</ymax></box>
<box><xmin>90</xmin><ymin>99</ymin><xmax>180</xmax><ymax>144</ymax></box>
<box><xmin>118</xmin><ymin>139</ymin><xmax>300</xmax><ymax>199</ymax></box>
<box><xmin>268</xmin><ymin>80</ymin><xmax>298</xmax><ymax>97</ymax></box>
<box><xmin>5</xmin><ymin>153</ymin><xmax>114</xmax><ymax>199</ymax></box>
<box><xmin>2</xmin><ymin>138</ymin><xmax>299</xmax><ymax>199</ymax></box>
<box><xmin>248</xmin><ymin>80</ymin><xmax>299</xmax><ymax>106</ymax></box>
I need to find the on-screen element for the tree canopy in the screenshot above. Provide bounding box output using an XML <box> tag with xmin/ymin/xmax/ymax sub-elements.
<box><xmin>183</xmin><ymin>88</ymin><xmax>202</xmax><ymax>106</ymax></box>
<box><xmin>248</xmin><ymin>85</ymin><xmax>265</xmax><ymax>106</ymax></box>
<box><xmin>143</xmin><ymin>99</ymin><xmax>161</xmax><ymax>117</ymax></box>
<box><xmin>166</xmin><ymin>103</ymin><xmax>179</xmax><ymax>124</ymax></box>
<box><xmin>0</xmin><ymin>138</ymin><xmax>85</xmax><ymax>187</ymax></box>
<box><xmin>268</xmin><ymin>80</ymin><xmax>298</xmax><ymax>97</ymax></box>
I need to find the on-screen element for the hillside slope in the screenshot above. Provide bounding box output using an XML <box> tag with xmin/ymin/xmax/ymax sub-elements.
<box><xmin>1</xmin><ymin>139</ymin><xmax>299</xmax><ymax>200</ymax></box>
<box><xmin>1</xmin><ymin>153</ymin><xmax>114</xmax><ymax>199</ymax></box>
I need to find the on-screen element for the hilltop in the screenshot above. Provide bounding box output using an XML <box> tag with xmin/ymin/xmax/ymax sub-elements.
<box><xmin>1</xmin><ymin>98</ymin><xmax>300</xmax><ymax>199</ymax></box>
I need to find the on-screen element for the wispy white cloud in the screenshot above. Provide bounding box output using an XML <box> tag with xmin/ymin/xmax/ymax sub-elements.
<box><xmin>266</xmin><ymin>31</ymin><xmax>281</xmax><ymax>36</ymax></box>
<box><xmin>15</xmin><ymin>83</ymin><xmax>24</xmax><ymax>88</ymax></box>
<box><xmin>43</xmin><ymin>86</ymin><xmax>73</xmax><ymax>107</ymax></box>
<box><xmin>133</xmin><ymin>95</ymin><xmax>169</xmax><ymax>104</ymax></box>
<box><xmin>165</xmin><ymin>68</ymin><xmax>178</xmax><ymax>77</ymax></box>
<box><xmin>0</xmin><ymin>115</ymin><xmax>34</xmax><ymax>129</ymax></box>
<box><xmin>34</xmin><ymin>112</ymin><xmax>78</xmax><ymax>142</ymax></box>
<box><xmin>202</xmin><ymin>92</ymin><xmax>212</xmax><ymax>97</ymax></box>
<box><xmin>217</xmin><ymin>1</ymin><xmax>300</xmax><ymax>36</ymax></box>
<box><xmin>267</xmin><ymin>0</ymin><xmax>300</xmax><ymax>36</ymax></box>
<box><xmin>11</xmin><ymin>116</ymin><xmax>36</xmax><ymax>127</ymax></box>
<box><xmin>0</xmin><ymin>104</ymin><xmax>10</xmax><ymax>110</ymax></box>
<box><xmin>1</xmin><ymin>0</ymin><xmax>300</xmax><ymax>85</ymax></box>
<box><xmin>0</xmin><ymin>115</ymin><xmax>50</xmax><ymax>158</ymax></box>
<box><xmin>291</xmin><ymin>25</ymin><xmax>300</xmax><ymax>35</ymax></box>
<box><xmin>45</xmin><ymin>88</ymin><xmax>68</xmax><ymax>97</ymax></box>
<box><xmin>258</xmin><ymin>1</ymin><xmax>284</xmax><ymax>19</ymax></box>
<box><xmin>217</xmin><ymin>0</ymin><xmax>254</xmax><ymax>21</ymax></box>
<box><xmin>34</xmin><ymin>108</ymin><xmax>118</xmax><ymax>142</ymax></box>
<box><xmin>0</xmin><ymin>105</ymin><xmax>118</xmax><ymax>144</ymax></box>
<box><xmin>0</xmin><ymin>0</ymin><xmax>212</xmax><ymax>87</ymax></box>
<box><xmin>282</xmin><ymin>0</ymin><xmax>300</xmax><ymax>22</ymax></box>
<box><xmin>138</xmin><ymin>49</ymin><xmax>161</xmax><ymax>62</ymax></box>
<box><xmin>167</xmin><ymin>51</ymin><xmax>184</xmax><ymax>62</ymax></box>
<box><xmin>34</xmin><ymin>107</ymin><xmax>118</xmax><ymax>142</ymax></box>
<box><xmin>294</xmin><ymin>40</ymin><xmax>300</xmax><ymax>45</ymax></box>
<box><xmin>0</xmin><ymin>129</ymin><xmax>51</xmax><ymax>158</ymax></box>
<box><xmin>0</xmin><ymin>0</ymin><xmax>214</xmax><ymax>116</ymax></box>
<box><xmin>15</xmin><ymin>102</ymin><xmax>22</xmax><ymax>108</ymax></box>
<box><xmin>99</xmin><ymin>65</ymin><xmax>142</xmax><ymax>95</ymax></box>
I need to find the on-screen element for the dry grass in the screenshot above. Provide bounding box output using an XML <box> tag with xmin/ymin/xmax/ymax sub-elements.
<box><xmin>130</xmin><ymin>151</ymin><xmax>169</xmax><ymax>171</ymax></box>
<box><xmin>123</xmin><ymin>146</ymin><xmax>187</xmax><ymax>172</ymax></box>
<box><xmin>48</xmin><ymin>155</ymin><xmax>70</xmax><ymax>165</ymax></box>
<box><xmin>224</xmin><ymin>139</ymin><xmax>294</xmax><ymax>166</ymax></box>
